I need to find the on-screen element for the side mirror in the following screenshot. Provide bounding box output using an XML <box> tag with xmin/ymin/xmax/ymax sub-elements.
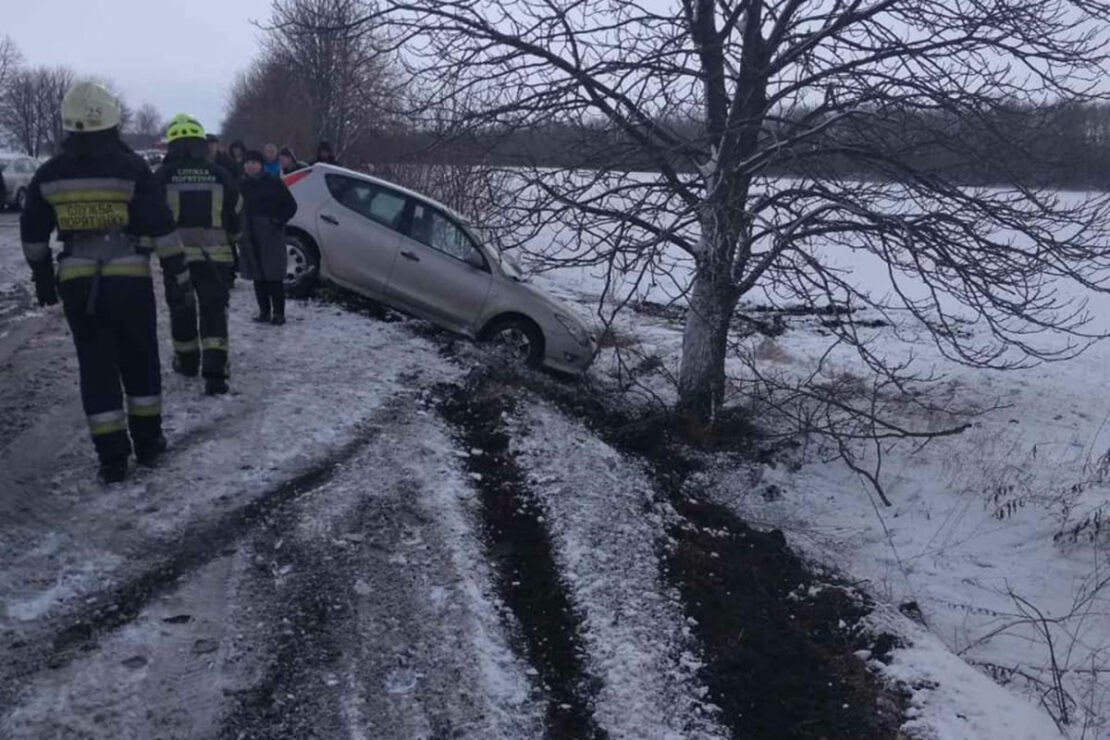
<box><xmin>465</xmin><ymin>249</ymin><xmax>488</xmax><ymax>271</ymax></box>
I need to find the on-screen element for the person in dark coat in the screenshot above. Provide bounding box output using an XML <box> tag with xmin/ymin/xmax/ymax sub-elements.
<box><xmin>229</xmin><ymin>140</ymin><xmax>246</xmax><ymax>175</ymax></box>
<box><xmin>206</xmin><ymin>134</ymin><xmax>239</xmax><ymax>180</ymax></box>
<box><xmin>313</xmin><ymin>141</ymin><xmax>338</xmax><ymax>165</ymax></box>
<box><xmin>278</xmin><ymin>147</ymin><xmax>307</xmax><ymax>175</ymax></box>
<box><xmin>239</xmin><ymin>150</ymin><xmax>297</xmax><ymax>325</ymax></box>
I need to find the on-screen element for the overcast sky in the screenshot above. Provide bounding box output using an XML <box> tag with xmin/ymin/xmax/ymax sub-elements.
<box><xmin>5</xmin><ymin>0</ymin><xmax>275</xmax><ymax>133</ymax></box>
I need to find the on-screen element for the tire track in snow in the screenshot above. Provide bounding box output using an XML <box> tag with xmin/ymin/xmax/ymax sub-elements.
<box><xmin>5</xmin><ymin>397</ymin><xmax>542</xmax><ymax>739</ymax></box>
<box><xmin>218</xmin><ymin>397</ymin><xmax>542</xmax><ymax>739</ymax></box>
<box><xmin>489</xmin><ymin>365</ymin><xmax>906</xmax><ymax>739</ymax></box>
<box><xmin>508</xmin><ymin>397</ymin><xmax>730</xmax><ymax>740</ymax></box>
<box><xmin>439</xmin><ymin>377</ymin><xmax>607</xmax><ymax>740</ymax></box>
<box><xmin>1</xmin><ymin>420</ymin><xmax>385</xmax><ymax>698</ymax></box>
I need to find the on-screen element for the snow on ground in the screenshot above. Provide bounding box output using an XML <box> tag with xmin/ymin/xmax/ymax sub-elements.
<box><xmin>4</xmin><ymin>399</ymin><xmax>544</xmax><ymax>739</ymax></box>
<box><xmin>4</xmin><ymin>155</ymin><xmax>1109</xmax><ymax>739</ymax></box>
<box><xmin>521</xmin><ymin>185</ymin><xmax>1110</xmax><ymax>738</ymax></box>
<box><xmin>0</xmin><ymin>257</ymin><xmax>460</xmax><ymax>635</ymax></box>
<box><xmin>510</xmin><ymin>399</ymin><xmax>729</xmax><ymax>740</ymax></box>
<box><xmin>0</xmin><ymin>212</ymin><xmax>736</xmax><ymax>738</ymax></box>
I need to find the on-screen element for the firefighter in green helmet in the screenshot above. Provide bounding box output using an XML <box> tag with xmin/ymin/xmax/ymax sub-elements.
<box><xmin>155</xmin><ymin>114</ymin><xmax>241</xmax><ymax>395</ymax></box>
<box><xmin>19</xmin><ymin>80</ymin><xmax>188</xmax><ymax>483</ymax></box>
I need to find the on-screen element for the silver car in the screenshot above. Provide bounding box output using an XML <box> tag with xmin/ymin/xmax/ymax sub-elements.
<box><xmin>0</xmin><ymin>154</ymin><xmax>40</xmax><ymax>211</ymax></box>
<box><xmin>281</xmin><ymin>164</ymin><xmax>597</xmax><ymax>373</ymax></box>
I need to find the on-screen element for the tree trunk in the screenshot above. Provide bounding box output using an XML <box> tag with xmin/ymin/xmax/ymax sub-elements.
<box><xmin>678</xmin><ymin>229</ymin><xmax>737</xmax><ymax>421</ymax></box>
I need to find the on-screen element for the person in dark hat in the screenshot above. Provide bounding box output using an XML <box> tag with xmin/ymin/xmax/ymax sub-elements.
<box><xmin>228</xmin><ymin>140</ymin><xmax>246</xmax><ymax>179</ymax></box>
<box><xmin>278</xmin><ymin>147</ymin><xmax>307</xmax><ymax>175</ymax></box>
<box><xmin>239</xmin><ymin>150</ymin><xmax>297</xmax><ymax>325</ymax></box>
<box><xmin>206</xmin><ymin>133</ymin><xmax>239</xmax><ymax>181</ymax></box>
<box><xmin>313</xmin><ymin>141</ymin><xmax>338</xmax><ymax>165</ymax></box>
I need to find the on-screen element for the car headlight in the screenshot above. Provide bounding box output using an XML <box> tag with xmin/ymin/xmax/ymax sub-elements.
<box><xmin>555</xmin><ymin>313</ymin><xmax>591</xmax><ymax>348</ymax></box>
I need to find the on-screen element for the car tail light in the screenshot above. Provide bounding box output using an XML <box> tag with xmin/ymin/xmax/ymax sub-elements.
<box><xmin>283</xmin><ymin>168</ymin><xmax>313</xmax><ymax>188</ymax></box>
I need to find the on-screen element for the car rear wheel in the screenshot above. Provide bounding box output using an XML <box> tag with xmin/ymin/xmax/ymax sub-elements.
<box><xmin>285</xmin><ymin>233</ymin><xmax>319</xmax><ymax>298</ymax></box>
<box><xmin>483</xmin><ymin>316</ymin><xmax>544</xmax><ymax>367</ymax></box>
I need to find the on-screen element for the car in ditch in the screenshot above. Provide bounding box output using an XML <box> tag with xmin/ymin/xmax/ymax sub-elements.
<box><xmin>280</xmin><ymin>164</ymin><xmax>597</xmax><ymax>374</ymax></box>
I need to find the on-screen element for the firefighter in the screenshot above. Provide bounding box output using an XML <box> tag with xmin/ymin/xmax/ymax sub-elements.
<box><xmin>155</xmin><ymin>115</ymin><xmax>241</xmax><ymax>395</ymax></box>
<box><xmin>20</xmin><ymin>81</ymin><xmax>188</xmax><ymax>483</ymax></box>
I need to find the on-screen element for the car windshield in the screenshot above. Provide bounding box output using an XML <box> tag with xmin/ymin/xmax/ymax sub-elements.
<box><xmin>458</xmin><ymin>220</ymin><xmax>526</xmax><ymax>281</ymax></box>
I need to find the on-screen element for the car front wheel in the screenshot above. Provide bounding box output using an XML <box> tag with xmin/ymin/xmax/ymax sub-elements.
<box><xmin>483</xmin><ymin>316</ymin><xmax>544</xmax><ymax>367</ymax></box>
<box><xmin>285</xmin><ymin>233</ymin><xmax>319</xmax><ymax>298</ymax></box>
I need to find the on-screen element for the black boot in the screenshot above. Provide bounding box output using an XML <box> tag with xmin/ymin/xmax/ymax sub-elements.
<box><xmin>173</xmin><ymin>352</ymin><xmax>200</xmax><ymax>377</ymax></box>
<box><xmin>135</xmin><ymin>434</ymin><xmax>168</xmax><ymax>466</ymax></box>
<box><xmin>270</xmin><ymin>314</ymin><xmax>286</xmax><ymax>326</ymax></box>
<box><xmin>99</xmin><ymin>457</ymin><xmax>129</xmax><ymax>484</ymax></box>
<box><xmin>253</xmin><ymin>281</ymin><xmax>271</xmax><ymax>323</ymax></box>
<box><xmin>205</xmin><ymin>377</ymin><xmax>229</xmax><ymax>396</ymax></box>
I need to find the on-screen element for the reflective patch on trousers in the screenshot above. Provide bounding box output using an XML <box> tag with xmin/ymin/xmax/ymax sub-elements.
<box><xmin>127</xmin><ymin>395</ymin><xmax>162</xmax><ymax>418</ymax></box>
<box><xmin>201</xmin><ymin>337</ymin><xmax>228</xmax><ymax>351</ymax></box>
<box><xmin>174</xmin><ymin>339</ymin><xmax>200</xmax><ymax>353</ymax></box>
<box><xmin>88</xmin><ymin>409</ymin><xmax>127</xmax><ymax>437</ymax></box>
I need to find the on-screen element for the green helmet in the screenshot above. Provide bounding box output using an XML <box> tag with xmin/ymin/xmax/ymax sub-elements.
<box><xmin>166</xmin><ymin>114</ymin><xmax>205</xmax><ymax>142</ymax></box>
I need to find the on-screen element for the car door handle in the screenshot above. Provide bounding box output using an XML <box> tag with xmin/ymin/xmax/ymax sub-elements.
<box><xmin>321</xmin><ymin>214</ymin><xmax>339</xmax><ymax>225</ymax></box>
<box><xmin>401</xmin><ymin>250</ymin><xmax>420</xmax><ymax>262</ymax></box>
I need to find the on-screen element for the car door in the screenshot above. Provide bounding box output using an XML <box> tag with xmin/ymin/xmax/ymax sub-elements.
<box><xmin>387</xmin><ymin>199</ymin><xmax>493</xmax><ymax>332</ymax></box>
<box><xmin>0</xmin><ymin>159</ymin><xmax>9</xmax><ymax>205</ymax></box>
<box><xmin>317</xmin><ymin>174</ymin><xmax>407</xmax><ymax>297</ymax></box>
<box><xmin>8</xmin><ymin>158</ymin><xmax>26</xmax><ymax>194</ymax></box>
<box><xmin>13</xmin><ymin>158</ymin><xmax>32</xmax><ymax>190</ymax></box>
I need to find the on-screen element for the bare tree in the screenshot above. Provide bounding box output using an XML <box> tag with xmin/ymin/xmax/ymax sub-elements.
<box><xmin>0</xmin><ymin>66</ymin><xmax>74</xmax><ymax>156</ymax></box>
<box><xmin>266</xmin><ymin>0</ymin><xmax>399</xmax><ymax>156</ymax></box>
<box><xmin>0</xmin><ymin>35</ymin><xmax>21</xmax><ymax>94</ymax></box>
<box><xmin>223</xmin><ymin>0</ymin><xmax>398</xmax><ymax>155</ymax></box>
<box><xmin>129</xmin><ymin>102</ymin><xmax>163</xmax><ymax>148</ymax></box>
<box><xmin>39</xmin><ymin>67</ymin><xmax>77</xmax><ymax>155</ymax></box>
<box><xmin>223</xmin><ymin>52</ymin><xmax>317</xmax><ymax>150</ymax></box>
<box><xmin>323</xmin><ymin>0</ymin><xmax>1110</xmax><ymax>425</ymax></box>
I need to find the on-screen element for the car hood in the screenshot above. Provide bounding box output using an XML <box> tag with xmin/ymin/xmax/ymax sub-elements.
<box><xmin>510</xmin><ymin>280</ymin><xmax>592</xmax><ymax>332</ymax></box>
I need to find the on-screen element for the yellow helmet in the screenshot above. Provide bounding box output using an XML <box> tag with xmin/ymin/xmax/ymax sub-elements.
<box><xmin>61</xmin><ymin>81</ymin><xmax>121</xmax><ymax>133</ymax></box>
<box><xmin>166</xmin><ymin>114</ymin><xmax>205</xmax><ymax>142</ymax></box>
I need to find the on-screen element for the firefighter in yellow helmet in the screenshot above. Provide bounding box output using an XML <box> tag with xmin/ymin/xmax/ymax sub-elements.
<box><xmin>154</xmin><ymin>115</ymin><xmax>241</xmax><ymax>395</ymax></box>
<box><xmin>19</xmin><ymin>81</ymin><xmax>188</xmax><ymax>483</ymax></box>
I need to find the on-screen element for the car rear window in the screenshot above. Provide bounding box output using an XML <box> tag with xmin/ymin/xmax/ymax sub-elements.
<box><xmin>325</xmin><ymin>174</ymin><xmax>406</xmax><ymax>230</ymax></box>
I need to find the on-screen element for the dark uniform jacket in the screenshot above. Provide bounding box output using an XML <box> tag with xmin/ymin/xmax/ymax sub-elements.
<box><xmin>155</xmin><ymin>156</ymin><xmax>241</xmax><ymax>265</ymax></box>
<box><xmin>214</xmin><ymin>151</ymin><xmax>242</xmax><ymax>182</ymax></box>
<box><xmin>239</xmin><ymin>173</ymin><xmax>298</xmax><ymax>282</ymax></box>
<box><xmin>21</xmin><ymin>133</ymin><xmax>181</xmax><ymax>281</ymax></box>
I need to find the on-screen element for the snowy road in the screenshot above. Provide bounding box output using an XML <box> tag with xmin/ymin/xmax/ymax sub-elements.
<box><xmin>0</xmin><ymin>212</ymin><xmax>547</xmax><ymax>737</ymax></box>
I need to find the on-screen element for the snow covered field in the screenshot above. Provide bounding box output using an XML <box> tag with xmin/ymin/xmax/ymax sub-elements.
<box><xmin>523</xmin><ymin>182</ymin><xmax>1110</xmax><ymax>738</ymax></box>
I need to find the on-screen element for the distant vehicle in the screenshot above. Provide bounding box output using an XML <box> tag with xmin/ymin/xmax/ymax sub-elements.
<box><xmin>136</xmin><ymin>150</ymin><xmax>164</xmax><ymax>168</ymax></box>
<box><xmin>0</xmin><ymin>154</ymin><xmax>41</xmax><ymax>211</ymax></box>
<box><xmin>281</xmin><ymin>163</ymin><xmax>598</xmax><ymax>373</ymax></box>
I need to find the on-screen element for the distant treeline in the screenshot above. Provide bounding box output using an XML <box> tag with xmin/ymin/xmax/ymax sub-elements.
<box><xmin>359</xmin><ymin>102</ymin><xmax>1110</xmax><ymax>190</ymax></box>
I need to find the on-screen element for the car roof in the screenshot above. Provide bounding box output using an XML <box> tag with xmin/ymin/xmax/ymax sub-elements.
<box><xmin>310</xmin><ymin>163</ymin><xmax>473</xmax><ymax>226</ymax></box>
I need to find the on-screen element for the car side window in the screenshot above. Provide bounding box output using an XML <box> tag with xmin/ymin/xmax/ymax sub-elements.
<box><xmin>16</xmin><ymin>159</ymin><xmax>33</xmax><ymax>173</ymax></box>
<box><xmin>12</xmin><ymin>160</ymin><xmax>26</xmax><ymax>173</ymax></box>
<box><xmin>407</xmin><ymin>201</ymin><xmax>485</xmax><ymax>267</ymax></box>
<box><xmin>325</xmin><ymin>174</ymin><xmax>406</xmax><ymax>231</ymax></box>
